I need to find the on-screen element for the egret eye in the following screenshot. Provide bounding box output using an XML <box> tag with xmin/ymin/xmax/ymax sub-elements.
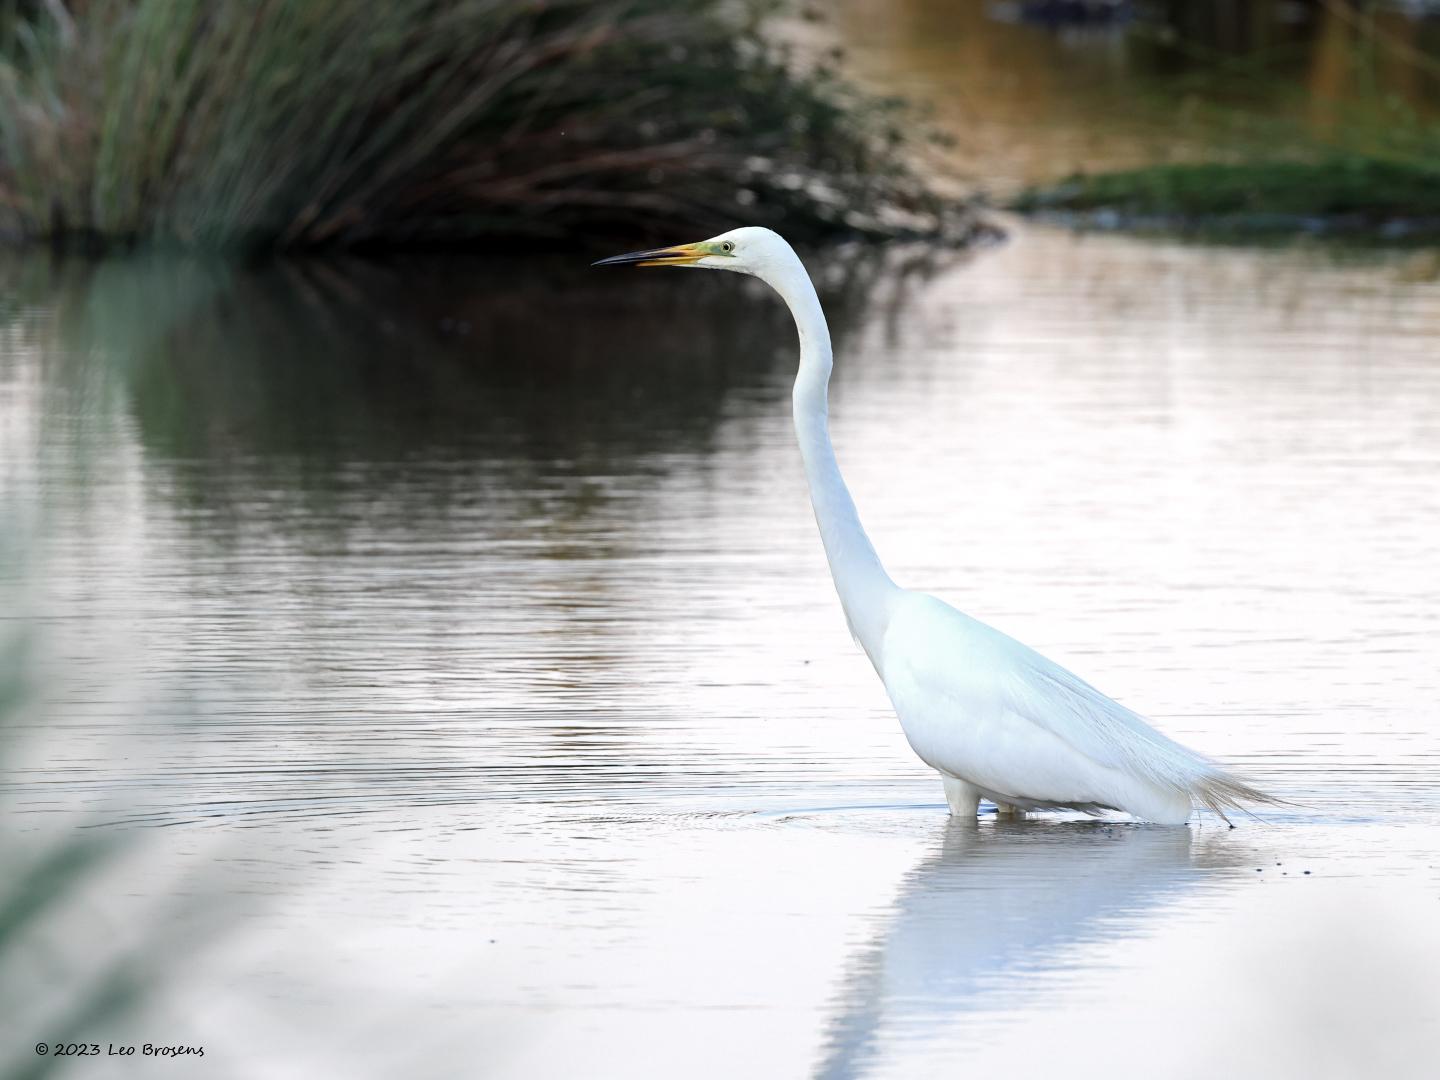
<box><xmin>721</xmin><ymin>241</ymin><xmax>735</xmax><ymax>253</ymax></box>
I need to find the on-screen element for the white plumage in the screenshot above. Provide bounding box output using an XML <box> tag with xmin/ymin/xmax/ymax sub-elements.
<box><xmin>595</xmin><ymin>227</ymin><xmax>1278</xmax><ymax>825</ymax></box>
<box><xmin>881</xmin><ymin>591</ymin><xmax>1265</xmax><ymax>823</ymax></box>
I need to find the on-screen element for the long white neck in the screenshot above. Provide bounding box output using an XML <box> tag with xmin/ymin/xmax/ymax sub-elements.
<box><xmin>762</xmin><ymin>254</ymin><xmax>900</xmax><ymax>662</ymax></box>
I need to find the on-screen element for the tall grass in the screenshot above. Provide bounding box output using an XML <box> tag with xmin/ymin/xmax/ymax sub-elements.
<box><xmin>0</xmin><ymin>0</ymin><xmax>978</xmax><ymax>250</ymax></box>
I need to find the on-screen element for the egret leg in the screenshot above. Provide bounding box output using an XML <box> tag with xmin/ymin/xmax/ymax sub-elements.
<box><xmin>941</xmin><ymin>775</ymin><xmax>980</xmax><ymax>818</ymax></box>
<box><xmin>995</xmin><ymin>801</ymin><xmax>1025</xmax><ymax>819</ymax></box>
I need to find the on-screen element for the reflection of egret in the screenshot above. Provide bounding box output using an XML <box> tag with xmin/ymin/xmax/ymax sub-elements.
<box><xmin>596</xmin><ymin>229</ymin><xmax>1278</xmax><ymax>824</ymax></box>
<box><xmin>810</xmin><ymin>820</ymin><xmax>1235</xmax><ymax>1080</ymax></box>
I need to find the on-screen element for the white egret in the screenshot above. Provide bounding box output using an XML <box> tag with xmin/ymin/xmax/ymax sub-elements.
<box><xmin>595</xmin><ymin>227</ymin><xmax>1278</xmax><ymax>825</ymax></box>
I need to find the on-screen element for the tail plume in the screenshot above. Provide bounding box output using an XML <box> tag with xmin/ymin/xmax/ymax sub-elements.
<box><xmin>1192</xmin><ymin>769</ymin><xmax>1289</xmax><ymax>824</ymax></box>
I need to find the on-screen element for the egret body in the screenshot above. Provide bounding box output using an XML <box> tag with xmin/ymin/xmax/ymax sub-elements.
<box><xmin>595</xmin><ymin>227</ymin><xmax>1276</xmax><ymax>825</ymax></box>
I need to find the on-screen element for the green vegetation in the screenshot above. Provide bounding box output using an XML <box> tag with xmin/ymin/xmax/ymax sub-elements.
<box><xmin>1014</xmin><ymin>156</ymin><xmax>1440</xmax><ymax>236</ymax></box>
<box><xmin>1014</xmin><ymin>0</ymin><xmax>1440</xmax><ymax>239</ymax></box>
<box><xmin>0</xmin><ymin>0</ymin><xmax>980</xmax><ymax>251</ymax></box>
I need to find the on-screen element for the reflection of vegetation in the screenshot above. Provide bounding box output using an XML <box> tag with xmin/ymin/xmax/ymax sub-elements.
<box><xmin>0</xmin><ymin>246</ymin><xmax>966</xmax><ymax>824</ymax></box>
<box><xmin>0</xmin><ymin>0</ymin><xmax>984</xmax><ymax>251</ymax></box>
<box><xmin>5</xmin><ymin>247</ymin><xmax>941</xmax><ymax>490</ymax></box>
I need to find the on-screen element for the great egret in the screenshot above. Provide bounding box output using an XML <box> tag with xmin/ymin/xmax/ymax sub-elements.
<box><xmin>595</xmin><ymin>227</ymin><xmax>1278</xmax><ymax>825</ymax></box>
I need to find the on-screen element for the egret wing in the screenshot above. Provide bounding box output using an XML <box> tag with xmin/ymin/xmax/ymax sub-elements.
<box><xmin>884</xmin><ymin>592</ymin><xmax>1276</xmax><ymax>817</ymax></box>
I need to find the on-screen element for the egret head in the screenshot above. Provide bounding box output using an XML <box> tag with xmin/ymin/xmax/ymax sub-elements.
<box><xmin>592</xmin><ymin>227</ymin><xmax>792</xmax><ymax>279</ymax></box>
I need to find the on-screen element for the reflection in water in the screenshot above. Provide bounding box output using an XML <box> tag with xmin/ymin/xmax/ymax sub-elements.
<box><xmin>0</xmin><ymin>245</ymin><xmax>969</xmax><ymax>826</ymax></box>
<box><xmin>1</xmin><ymin>245</ymin><xmax>969</xmax><ymax>522</ymax></box>
<box><xmin>813</xmin><ymin>821</ymin><xmax>1233</xmax><ymax>1080</ymax></box>
<box><xmin>3</xmin><ymin>226</ymin><xmax>1439</xmax><ymax>1078</ymax></box>
<box><xmin>4</xmin><ymin>229</ymin><xmax>1438</xmax><ymax>828</ymax></box>
<box><xmin>6</xmin><ymin>251</ymin><xmax>848</xmax><ymax>465</ymax></box>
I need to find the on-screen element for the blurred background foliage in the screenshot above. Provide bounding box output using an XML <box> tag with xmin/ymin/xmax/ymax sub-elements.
<box><xmin>0</xmin><ymin>0</ymin><xmax>985</xmax><ymax>251</ymax></box>
<box><xmin>4</xmin><ymin>0</ymin><xmax>1439</xmax><ymax>248</ymax></box>
<box><xmin>0</xmin><ymin>503</ymin><xmax>141</xmax><ymax>1080</ymax></box>
<box><xmin>0</xmin><ymin>262</ymin><xmax>236</xmax><ymax>1080</ymax></box>
<box><xmin>1010</xmin><ymin>0</ymin><xmax>1440</xmax><ymax>234</ymax></box>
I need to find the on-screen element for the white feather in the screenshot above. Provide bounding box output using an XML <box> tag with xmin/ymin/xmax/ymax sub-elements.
<box><xmin>878</xmin><ymin>591</ymin><xmax>1274</xmax><ymax>824</ymax></box>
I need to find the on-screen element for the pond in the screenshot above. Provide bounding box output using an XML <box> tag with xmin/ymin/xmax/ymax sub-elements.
<box><xmin>4</xmin><ymin>226</ymin><xmax>1438</xmax><ymax>1078</ymax></box>
<box><xmin>5</xmin><ymin>3</ymin><xmax>1440</xmax><ymax>1077</ymax></box>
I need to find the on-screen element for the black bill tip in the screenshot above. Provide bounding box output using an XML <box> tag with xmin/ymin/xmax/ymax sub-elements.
<box><xmin>592</xmin><ymin>247</ymin><xmax>671</xmax><ymax>267</ymax></box>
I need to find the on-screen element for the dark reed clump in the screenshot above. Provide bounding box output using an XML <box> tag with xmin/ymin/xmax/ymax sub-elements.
<box><xmin>0</xmin><ymin>0</ymin><xmax>983</xmax><ymax>251</ymax></box>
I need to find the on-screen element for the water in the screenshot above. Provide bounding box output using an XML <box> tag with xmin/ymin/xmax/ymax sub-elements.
<box><xmin>3</xmin><ymin>228</ymin><xmax>1439</xmax><ymax>1078</ymax></box>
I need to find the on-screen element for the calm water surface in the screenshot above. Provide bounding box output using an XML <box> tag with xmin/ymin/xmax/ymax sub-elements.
<box><xmin>3</xmin><ymin>228</ymin><xmax>1439</xmax><ymax>1078</ymax></box>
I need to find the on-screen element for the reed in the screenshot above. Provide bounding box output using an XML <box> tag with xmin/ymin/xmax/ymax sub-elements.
<box><xmin>0</xmin><ymin>0</ymin><xmax>977</xmax><ymax>251</ymax></box>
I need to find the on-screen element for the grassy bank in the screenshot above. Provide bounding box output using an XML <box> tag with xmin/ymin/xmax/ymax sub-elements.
<box><xmin>0</xmin><ymin>0</ymin><xmax>984</xmax><ymax>252</ymax></box>
<box><xmin>1014</xmin><ymin>157</ymin><xmax>1440</xmax><ymax>238</ymax></box>
<box><xmin>1011</xmin><ymin>0</ymin><xmax>1440</xmax><ymax>241</ymax></box>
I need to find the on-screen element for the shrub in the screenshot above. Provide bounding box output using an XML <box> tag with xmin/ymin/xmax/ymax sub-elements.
<box><xmin>0</xmin><ymin>0</ymin><xmax>982</xmax><ymax>250</ymax></box>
